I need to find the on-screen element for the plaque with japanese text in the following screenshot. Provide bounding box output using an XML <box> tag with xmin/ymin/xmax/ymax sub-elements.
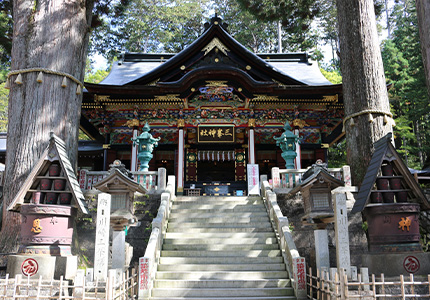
<box><xmin>198</xmin><ymin>125</ymin><xmax>235</xmax><ymax>143</ymax></box>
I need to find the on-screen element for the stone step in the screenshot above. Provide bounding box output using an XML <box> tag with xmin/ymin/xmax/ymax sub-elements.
<box><xmin>163</xmin><ymin>237</ymin><xmax>278</xmax><ymax>245</ymax></box>
<box><xmin>151</xmin><ymin>296</ymin><xmax>296</xmax><ymax>300</ymax></box>
<box><xmin>155</xmin><ymin>271</ymin><xmax>289</xmax><ymax>280</ymax></box>
<box><xmin>165</xmin><ymin>232</ymin><xmax>276</xmax><ymax>239</ymax></box>
<box><xmin>174</xmin><ymin>200</ymin><xmax>264</xmax><ymax>206</ymax></box>
<box><xmin>169</xmin><ymin>212</ymin><xmax>269</xmax><ymax>219</ymax></box>
<box><xmin>172</xmin><ymin>204</ymin><xmax>266</xmax><ymax>210</ymax></box>
<box><xmin>176</xmin><ymin>196</ymin><xmax>258</xmax><ymax>202</ymax></box>
<box><xmin>153</xmin><ymin>279</ymin><xmax>291</xmax><ymax>288</ymax></box>
<box><xmin>157</xmin><ymin>263</ymin><xmax>286</xmax><ymax>272</ymax></box>
<box><xmin>160</xmin><ymin>250</ymin><xmax>281</xmax><ymax>257</ymax></box>
<box><xmin>171</xmin><ymin>206</ymin><xmax>267</xmax><ymax>213</ymax></box>
<box><xmin>168</xmin><ymin>216</ymin><xmax>270</xmax><ymax>223</ymax></box>
<box><xmin>166</xmin><ymin>227</ymin><xmax>274</xmax><ymax>233</ymax></box>
<box><xmin>162</xmin><ymin>244</ymin><xmax>279</xmax><ymax>251</ymax></box>
<box><xmin>159</xmin><ymin>256</ymin><xmax>284</xmax><ymax>265</ymax></box>
<box><xmin>151</xmin><ymin>287</ymin><xmax>294</xmax><ymax>298</ymax></box>
<box><xmin>167</xmin><ymin>222</ymin><xmax>272</xmax><ymax>229</ymax></box>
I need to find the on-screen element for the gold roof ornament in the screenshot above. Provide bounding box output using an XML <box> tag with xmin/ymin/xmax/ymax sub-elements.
<box><xmin>292</xmin><ymin>119</ymin><xmax>309</xmax><ymax>129</ymax></box>
<box><xmin>125</xmin><ymin>119</ymin><xmax>140</xmax><ymax>128</ymax></box>
<box><xmin>202</xmin><ymin>38</ymin><xmax>230</xmax><ymax>56</ymax></box>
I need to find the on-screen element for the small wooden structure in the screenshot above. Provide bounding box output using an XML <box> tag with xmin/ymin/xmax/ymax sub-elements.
<box><xmin>93</xmin><ymin>160</ymin><xmax>146</xmax><ymax>230</ymax></box>
<box><xmin>288</xmin><ymin>162</ymin><xmax>344</xmax><ymax>227</ymax></box>
<box><xmin>352</xmin><ymin>133</ymin><xmax>430</xmax><ymax>253</ymax></box>
<box><xmin>7</xmin><ymin>133</ymin><xmax>88</xmax><ymax>279</ymax></box>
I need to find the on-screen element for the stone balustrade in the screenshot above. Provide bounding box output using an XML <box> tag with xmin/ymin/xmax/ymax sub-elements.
<box><xmin>271</xmin><ymin>165</ymin><xmax>352</xmax><ymax>189</ymax></box>
<box><xmin>261</xmin><ymin>179</ymin><xmax>307</xmax><ymax>300</ymax></box>
<box><xmin>78</xmin><ymin>168</ymin><xmax>166</xmax><ymax>193</ymax></box>
<box><xmin>138</xmin><ymin>175</ymin><xmax>175</xmax><ymax>300</ymax></box>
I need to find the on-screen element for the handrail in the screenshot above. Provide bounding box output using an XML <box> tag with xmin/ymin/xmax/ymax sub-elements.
<box><xmin>261</xmin><ymin>179</ymin><xmax>307</xmax><ymax>300</ymax></box>
<box><xmin>273</xmin><ymin>165</ymin><xmax>352</xmax><ymax>189</ymax></box>
<box><xmin>138</xmin><ymin>175</ymin><xmax>175</xmax><ymax>300</ymax></box>
<box><xmin>79</xmin><ymin>168</ymin><xmax>167</xmax><ymax>193</ymax></box>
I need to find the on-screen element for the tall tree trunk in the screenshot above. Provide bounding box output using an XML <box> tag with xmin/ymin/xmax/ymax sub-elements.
<box><xmin>336</xmin><ymin>0</ymin><xmax>393</xmax><ymax>185</ymax></box>
<box><xmin>1</xmin><ymin>0</ymin><xmax>94</xmax><ymax>252</ymax></box>
<box><xmin>415</xmin><ymin>0</ymin><xmax>430</xmax><ymax>100</ymax></box>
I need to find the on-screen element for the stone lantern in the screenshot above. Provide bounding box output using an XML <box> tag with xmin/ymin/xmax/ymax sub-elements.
<box><xmin>288</xmin><ymin>162</ymin><xmax>344</xmax><ymax>226</ymax></box>
<box><xmin>273</xmin><ymin>122</ymin><xmax>299</xmax><ymax>169</ymax></box>
<box><xmin>93</xmin><ymin>160</ymin><xmax>147</xmax><ymax>270</ymax></box>
<box><xmin>132</xmin><ymin>123</ymin><xmax>160</xmax><ymax>171</ymax></box>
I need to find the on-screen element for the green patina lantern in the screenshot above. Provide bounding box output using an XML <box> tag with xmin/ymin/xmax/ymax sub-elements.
<box><xmin>132</xmin><ymin>123</ymin><xmax>161</xmax><ymax>171</ymax></box>
<box><xmin>274</xmin><ymin>122</ymin><xmax>299</xmax><ymax>169</ymax></box>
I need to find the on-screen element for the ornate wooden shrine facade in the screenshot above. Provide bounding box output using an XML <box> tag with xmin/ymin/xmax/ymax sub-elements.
<box><xmin>81</xmin><ymin>16</ymin><xmax>344</xmax><ymax>194</ymax></box>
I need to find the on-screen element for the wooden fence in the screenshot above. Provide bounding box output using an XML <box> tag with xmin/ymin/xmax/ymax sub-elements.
<box><xmin>0</xmin><ymin>269</ymin><xmax>137</xmax><ymax>300</ymax></box>
<box><xmin>307</xmin><ymin>268</ymin><xmax>430</xmax><ymax>300</ymax></box>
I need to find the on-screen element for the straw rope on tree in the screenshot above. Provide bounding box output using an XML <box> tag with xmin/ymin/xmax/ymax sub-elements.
<box><xmin>5</xmin><ymin>68</ymin><xmax>84</xmax><ymax>95</ymax></box>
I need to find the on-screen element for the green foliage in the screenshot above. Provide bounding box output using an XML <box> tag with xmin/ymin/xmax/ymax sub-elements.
<box><xmin>327</xmin><ymin>139</ymin><xmax>347</xmax><ymax>168</ymax></box>
<box><xmin>0</xmin><ymin>82</ymin><xmax>8</xmax><ymax>132</ymax></box>
<box><xmin>381</xmin><ymin>0</ymin><xmax>430</xmax><ymax>169</ymax></box>
<box><xmin>213</xmin><ymin>0</ymin><xmax>278</xmax><ymax>53</ymax></box>
<box><xmin>320</xmin><ymin>67</ymin><xmax>342</xmax><ymax>84</ymax></box>
<box><xmin>0</xmin><ymin>0</ymin><xmax>12</xmax><ymax>68</ymax></box>
<box><xmin>91</xmin><ymin>0</ymin><xmax>211</xmax><ymax>59</ymax></box>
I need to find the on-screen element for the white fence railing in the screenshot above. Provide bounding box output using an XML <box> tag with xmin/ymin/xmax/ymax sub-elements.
<box><xmin>0</xmin><ymin>268</ymin><xmax>137</xmax><ymax>300</ymax></box>
<box><xmin>78</xmin><ymin>168</ymin><xmax>166</xmax><ymax>193</ymax></box>
<box><xmin>261</xmin><ymin>179</ymin><xmax>307</xmax><ymax>300</ymax></box>
<box><xmin>271</xmin><ymin>166</ymin><xmax>352</xmax><ymax>189</ymax></box>
<box><xmin>138</xmin><ymin>175</ymin><xmax>175</xmax><ymax>300</ymax></box>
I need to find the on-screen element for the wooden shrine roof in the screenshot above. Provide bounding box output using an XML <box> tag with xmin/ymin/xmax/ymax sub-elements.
<box><xmin>351</xmin><ymin>133</ymin><xmax>430</xmax><ymax>213</ymax></box>
<box><xmin>8</xmin><ymin>133</ymin><xmax>89</xmax><ymax>215</ymax></box>
<box><xmin>84</xmin><ymin>15</ymin><xmax>340</xmax><ymax>96</ymax></box>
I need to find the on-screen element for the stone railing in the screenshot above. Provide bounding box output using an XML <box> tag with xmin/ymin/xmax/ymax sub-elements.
<box><xmin>271</xmin><ymin>165</ymin><xmax>352</xmax><ymax>189</ymax></box>
<box><xmin>261</xmin><ymin>179</ymin><xmax>307</xmax><ymax>300</ymax></box>
<box><xmin>138</xmin><ymin>175</ymin><xmax>175</xmax><ymax>300</ymax></box>
<box><xmin>78</xmin><ymin>168</ymin><xmax>166</xmax><ymax>193</ymax></box>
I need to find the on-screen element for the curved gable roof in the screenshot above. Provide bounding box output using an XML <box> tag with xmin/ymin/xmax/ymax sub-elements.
<box><xmin>96</xmin><ymin>16</ymin><xmax>332</xmax><ymax>88</ymax></box>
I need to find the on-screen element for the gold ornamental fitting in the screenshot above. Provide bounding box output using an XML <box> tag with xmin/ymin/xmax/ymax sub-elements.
<box><xmin>126</xmin><ymin>119</ymin><xmax>140</xmax><ymax>128</ymax></box>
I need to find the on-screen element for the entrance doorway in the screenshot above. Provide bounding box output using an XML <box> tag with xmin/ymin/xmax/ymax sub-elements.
<box><xmin>198</xmin><ymin>160</ymin><xmax>235</xmax><ymax>182</ymax></box>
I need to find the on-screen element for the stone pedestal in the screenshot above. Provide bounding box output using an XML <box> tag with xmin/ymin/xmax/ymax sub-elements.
<box><xmin>6</xmin><ymin>255</ymin><xmax>77</xmax><ymax>280</ymax></box>
<box><xmin>314</xmin><ymin>229</ymin><xmax>330</xmax><ymax>271</ymax></box>
<box><xmin>332</xmin><ymin>188</ymin><xmax>351</xmax><ymax>278</ymax></box>
<box><xmin>362</xmin><ymin>252</ymin><xmax>430</xmax><ymax>276</ymax></box>
<box><xmin>112</xmin><ymin>230</ymin><xmax>126</xmax><ymax>270</ymax></box>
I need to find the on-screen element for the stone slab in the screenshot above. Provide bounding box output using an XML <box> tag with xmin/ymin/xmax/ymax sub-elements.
<box><xmin>362</xmin><ymin>252</ymin><xmax>430</xmax><ymax>276</ymax></box>
<box><xmin>7</xmin><ymin>255</ymin><xmax>77</xmax><ymax>280</ymax></box>
<box><xmin>7</xmin><ymin>255</ymin><xmax>56</xmax><ymax>279</ymax></box>
<box><xmin>55</xmin><ymin>255</ymin><xmax>78</xmax><ymax>280</ymax></box>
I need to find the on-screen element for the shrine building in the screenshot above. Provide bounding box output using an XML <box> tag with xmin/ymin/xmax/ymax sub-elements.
<box><xmin>81</xmin><ymin>16</ymin><xmax>344</xmax><ymax>194</ymax></box>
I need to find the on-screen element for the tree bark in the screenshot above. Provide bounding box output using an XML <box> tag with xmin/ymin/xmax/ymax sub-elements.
<box><xmin>336</xmin><ymin>0</ymin><xmax>393</xmax><ymax>185</ymax></box>
<box><xmin>1</xmin><ymin>0</ymin><xmax>94</xmax><ymax>252</ymax></box>
<box><xmin>415</xmin><ymin>0</ymin><xmax>430</xmax><ymax>100</ymax></box>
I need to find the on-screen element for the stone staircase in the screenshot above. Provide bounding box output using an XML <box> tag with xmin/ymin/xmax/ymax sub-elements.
<box><xmin>150</xmin><ymin>195</ymin><xmax>296</xmax><ymax>300</ymax></box>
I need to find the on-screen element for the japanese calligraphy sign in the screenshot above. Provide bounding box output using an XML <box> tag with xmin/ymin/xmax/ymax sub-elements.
<box><xmin>94</xmin><ymin>193</ymin><xmax>111</xmax><ymax>281</ymax></box>
<box><xmin>293</xmin><ymin>257</ymin><xmax>307</xmax><ymax>298</ymax></box>
<box><xmin>198</xmin><ymin>125</ymin><xmax>235</xmax><ymax>143</ymax></box>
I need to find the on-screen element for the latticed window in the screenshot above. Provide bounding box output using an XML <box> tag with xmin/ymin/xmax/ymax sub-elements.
<box><xmin>312</xmin><ymin>193</ymin><xmax>330</xmax><ymax>209</ymax></box>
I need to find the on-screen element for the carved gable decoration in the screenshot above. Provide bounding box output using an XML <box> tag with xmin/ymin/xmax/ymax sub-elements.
<box><xmin>8</xmin><ymin>133</ymin><xmax>89</xmax><ymax>215</ymax></box>
<box><xmin>202</xmin><ymin>37</ymin><xmax>230</xmax><ymax>56</ymax></box>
